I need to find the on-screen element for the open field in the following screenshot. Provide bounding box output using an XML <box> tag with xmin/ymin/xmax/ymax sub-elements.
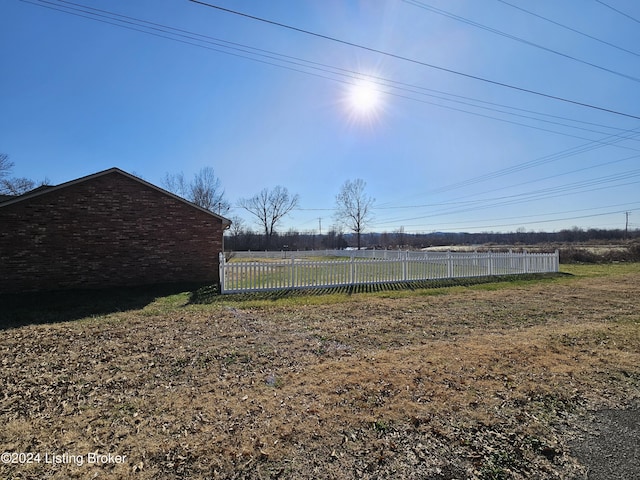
<box><xmin>421</xmin><ymin>241</ymin><xmax>640</xmax><ymax>265</ymax></box>
<box><xmin>1</xmin><ymin>264</ymin><xmax>639</xmax><ymax>479</ymax></box>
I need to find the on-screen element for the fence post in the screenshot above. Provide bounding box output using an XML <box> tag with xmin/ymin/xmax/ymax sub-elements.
<box><xmin>447</xmin><ymin>251</ymin><xmax>453</xmax><ymax>278</ymax></box>
<box><xmin>290</xmin><ymin>257</ymin><xmax>296</xmax><ymax>288</ymax></box>
<box><xmin>350</xmin><ymin>256</ymin><xmax>355</xmax><ymax>285</ymax></box>
<box><xmin>403</xmin><ymin>251</ymin><xmax>408</xmax><ymax>281</ymax></box>
<box><xmin>219</xmin><ymin>252</ymin><xmax>225</xmax><ymax>293</ymax></box>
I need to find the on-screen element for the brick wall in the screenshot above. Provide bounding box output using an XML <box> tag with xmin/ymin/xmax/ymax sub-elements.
<box><xmin>0</xmin><ymin>171</ymin><xmax>225</xmax><ymax>293</ymax></box>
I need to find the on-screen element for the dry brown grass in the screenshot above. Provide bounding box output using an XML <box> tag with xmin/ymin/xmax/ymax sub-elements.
<box><xmin>1</xmin><ymin>265</ymin><xmax>639</xmax><ymax>479</ymax></box>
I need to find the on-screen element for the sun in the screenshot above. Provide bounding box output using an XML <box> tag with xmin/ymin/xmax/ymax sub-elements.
<box><xmin>343</xmin><ymin>77</ymin><xmax>385</xmax><ymax>125</ymax></box>
<box><xmin>348</xmin><ymin>79</ymin><xmax>381</xmax><ymax>114</ymax></box>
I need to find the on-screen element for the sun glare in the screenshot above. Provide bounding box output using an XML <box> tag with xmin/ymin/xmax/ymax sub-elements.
<box><xmin>349</xmin><ymin>79</ymin><xmax>380</xmax><ymax>113</ymax></box>
<box><xmin>343</xmin><ymin>77</ymin><xmax>384</xmax><ymax>125</ymax></box>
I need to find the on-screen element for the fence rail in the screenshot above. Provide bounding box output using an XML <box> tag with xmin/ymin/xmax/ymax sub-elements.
<box><xmin>219</xmin><ymin>250</ymin><xmax>559</xmax><ymax>294</ymax></box>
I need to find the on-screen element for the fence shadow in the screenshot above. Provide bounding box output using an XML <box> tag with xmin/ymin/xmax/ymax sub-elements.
<box><xmin>192</xmin><ymin>273</ymin><xmax>568</xmax><ymax>304</ymax></box>
<box><xmin>0</xmin><ymin>282</ymin><xmax>208</xmax><ymax>330</ymax></box>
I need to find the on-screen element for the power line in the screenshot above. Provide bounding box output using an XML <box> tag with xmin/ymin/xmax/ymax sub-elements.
<box><xmin>188</xmin><ymin>0</ymin><xmax>640</xmax><ymax>121</ymax></box>
<box><xmin>428</xmin><ymin>130</ymin><xmax>640</xmax><ymax>195</ymax></box>
<box><xmin>25</xmin><ymin>0</ymin><xmax>638</xmax><ymax>145</ymax></box>
<box><xmin>374</xmin><ymin>203</ymin><xmax>640</xmax><ymax>231</ymax></box>
<box><xmin>26</xmin><ymin>0</ymin><xmax>640</xmax><ymax>231</ymax></box>
<box><xmin>403</xmin><ymin>0</ymin><xmax>640</xmax><ymax>83</ymax></box>
<box><xmin>595</xmin><ymin>0</ymin><xmax>640</xmax><ymax>24</ymax></box>
<box><xmin>298</xmin><ymin>154</ymin><xmax>640</xmax><ymax>229</ymax></box>
<box><xmin>376</xmin><ymin>151</ymin><xmax>640</xmax><ymax>212</ymax></box>
<box><xmin>373</xmin><ymin>167</ymin><xmax>640</xmax><ymax>225</ymax></box>
<box><xmin>375</xmin><ymin>177</ymin><xmax>640</xmax><ymax>228</ymax></box>
<box><xmin>376</xmin><ymin>206</ymin><xmax>640</xmax><ymax>233</ymax></box>
<box><xmin>359</xmin><ymin>73</ymin><xmax>640</xmax><ymax>141</ymax></box>
<box><xmin>496</xmin><ymin>0</ymin><xmax>640</xmax><ymax>58</ymax></box>
<box><xmin>375</xmin><ymin>127</ymin><xmax>640</xmax><ymax>209</ymax></box>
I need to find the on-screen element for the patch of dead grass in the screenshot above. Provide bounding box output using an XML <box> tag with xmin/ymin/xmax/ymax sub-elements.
<box><xmin>1</xmin><ymin>265</ymin><xmax>639</xmax><ymax>478</ymax></box>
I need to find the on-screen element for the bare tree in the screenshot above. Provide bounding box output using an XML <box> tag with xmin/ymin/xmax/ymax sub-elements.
<box><xmin>162</xmin><ymin>167</ymin><xmax>230</xmax><ymax>215</ymax></box>
<box><xmin>228</xmin><ymin>215</ymin><xmax>245</xmax><ymax>238</ymax></box>
<box><xmin>334</xmin><ymin>178</ymin><xmax>374</xmax><ymax>250</ymax></box>
<box><xmin>0</xmin><ymin>153</ymin><xmax>45</xmax><ymax>196</ymax></box>
<box><xmin>238</xmin><ymin>186</ymin><xmax>300</xmax><ymax>249</ymax></box>
<box><xmin>0</xmin><ymin>153</ymin><xmax>13</xmax><ymax>180</ymax></box>
<box><xmin>0</xmin><ymin>177</ymin><xmax>36</xmax><ymax>195</ymax></box>
<box><xmin>190</xmin><ymin>167</ymin><xmax>230</xmax><ymax>214</ymax></box>
<box><xmin>161</xmin><ymin>171</ymin><xmax>188</xmax><ymax>198</ymax></box>
<box><xmin>394</xmin><ymin>226</ymin><xmax>407</xmax><ymax>248</ymax></box>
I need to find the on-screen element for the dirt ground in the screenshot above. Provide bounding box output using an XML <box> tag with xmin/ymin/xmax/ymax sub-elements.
<box><xmin>568</xmin><ymin>403</ymin><xmax>639</xmax><ymax>480</ymax></box>
<box><xmin>0</xmin><ymin>264</ymin><xmax>639</xmax><ymax>479</ymax></box>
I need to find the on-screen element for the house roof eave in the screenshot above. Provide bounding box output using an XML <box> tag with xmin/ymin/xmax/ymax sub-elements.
<box><xmin>0</xmin><ymin>167</ymin><xmax>233</xmax><ymax>226</ymax></box>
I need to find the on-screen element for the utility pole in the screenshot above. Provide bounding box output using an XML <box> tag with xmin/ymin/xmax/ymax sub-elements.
<box><xmin>318</xmin><ymin>217</ymin><xmax>322</xmax><ymax>235</ymax></box>
<box><xmin>625</xmin><ymin>211</ymin><xmax>630</xmax><ymax>238</ymax></box>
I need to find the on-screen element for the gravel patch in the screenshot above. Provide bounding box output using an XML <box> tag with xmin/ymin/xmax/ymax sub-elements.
<box><xmin>568</xmin><ymin>404</ymin><xmax>640</xmax><ymax>480</ymax></box>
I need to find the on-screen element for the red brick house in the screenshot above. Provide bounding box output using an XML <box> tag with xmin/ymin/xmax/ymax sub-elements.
<box><xmin>0</xmin><ymin>167</ymin><xmax>231</xmax><ymax>293</ymax></box>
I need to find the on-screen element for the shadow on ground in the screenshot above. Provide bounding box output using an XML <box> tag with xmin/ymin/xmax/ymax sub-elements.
<box><xmin>568</xmin><ymin>403</ymin><xmax>640</xmax><ymax>480</ymax></box>
<box><xmin>190</xmin><ymin>272</ymin><xmax>569</xmax><ymax>304</ymax></box>
<box><xmin>0</xmin><ymin>282</ymin><xmax>210</xmax><ymax>329</ymax></box>
<box><xmin>1</xmin><ymin>272</ymin><xmax>569</xmax><ymax>328</ymax></box>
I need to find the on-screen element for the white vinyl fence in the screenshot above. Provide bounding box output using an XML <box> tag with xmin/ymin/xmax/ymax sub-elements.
<box><xmin>219</xmin><ymin>250</ymin><xmax>559</xmax><ymax>294</ymax></box>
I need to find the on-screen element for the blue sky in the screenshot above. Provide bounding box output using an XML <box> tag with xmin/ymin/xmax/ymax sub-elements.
<box><xmin>2</xmin><ymin>0</ymin><xmax>639</xmax><ymax>234</ymax></box>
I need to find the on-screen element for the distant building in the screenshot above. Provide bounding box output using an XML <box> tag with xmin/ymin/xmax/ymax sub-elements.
<box><xmin>0</xmin><ymin>167</ymin><xmax>231</xmax><ymax>293</ymax></box>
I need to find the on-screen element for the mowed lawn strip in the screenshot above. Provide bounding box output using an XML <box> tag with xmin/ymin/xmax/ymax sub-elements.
<box><xmin>0</xmin><ymin>264</ymin><xmax>639</xmax><ymax>479</ymax></box>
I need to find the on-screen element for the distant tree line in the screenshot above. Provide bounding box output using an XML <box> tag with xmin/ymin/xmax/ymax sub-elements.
<box><xmin>225</xmin><ymin>227</ymin><xmax>640</xmax><ymax>252</ymax></box>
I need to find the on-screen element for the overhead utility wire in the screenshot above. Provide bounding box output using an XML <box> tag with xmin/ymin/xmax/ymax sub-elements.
<box><xmin>375</xmin><ymin>163</ymin><xmax>640</xmax><ymax>220</ymax></box>
<box><xmin>375</xmin><ymin>127</ymin><xmax>640</xmax><ymax>209</ymax></box>
<box><xmin>33</xmin><ymin>0</ymin><xmax>640</xmax><ymax>222</ymax></box>
<box><xmin>59</xmin><ymin>0</ymin><xmax>633</xmax><ymax>137</ymax></box>
<box><xmin>188</xmin><ymin>0</ymin><xmax>640</xmax><ymax>121</ymax></box>
<box><xmin>428</xmin><ymin>128</ymin><xmax>640</xmax><ymax>193</ymax></box>
<box><xmin>375</xmin><ymin>87</ymin><xmax>637</xmax><ymax>145</ymax></box>
<box><xmin>22</xmin><ymin>1</ymin><xmax>638</xmax><ymax>232</ymax></box>
<box><xmin>376</xmin><ymin>152</ymin><xmax>640</xmax><ymax>211</ymax></box>
<box><xmin>27</xmin><ymin>0</ymin><xmax>635</xmax><ymax>144</ymax></box>
<box><xmin>24</xmin><ymin>0</ymin><xmax>416</xmax><ymax>95</ymax></box>
<box><xmin>441</xmin><ymin>169</ymin><xmax>640</xmax><ymax>212</ymax></box>
<box><xmin>403</xmin><ymin>0</ymin><xmax>640</xmax><ymax>83</ymax></box>
<box><xmin>351</xmin><ymin>74</ymin><xmax>631</xmax><ymax>138</ymax></box>
<box><xmin>375</xmin><ymin>202</ymin><xmax>640</xmax><ymax>231</ymax></box>
<box><xmin>595</xmin><ymin>0</ymin><xmax>640</xmax><ymax>24</ymax></box>
<box><xmin>376</xmin><ymin>206</ymin><xmax>640</xmax><ymax>232</ymax></box>
<box><xmin>377</xmin><ymin>173</ymin><xmax>640</xmax><ymax>225</ymax></box>
<box><xmin>377</xmin><ymin>177</ymin><xmax>640</xmax><ymax>225</ymax></box>
<box><xmin>382</xmin><ymin>201</ymin><xmax>640</xmax><ymax>227</ymax></box>
<box><xmin>375</xmin><ymin>172</ymin><xmax>640</xmax><ymax>224</ymax></box>
<box><xmin>496</xmin><ymin>0</ymin><xmax>640</xmax><ymax>57</ymax></box>
<box><xmin>21</xmin><ymin>0</ymin><xmax>311</xmax><ymax>67</ymax></box>
<box><xmin>410</xmin><ymin>155</ymin><xmax>640</xmax><ymax>218</ymax></box>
